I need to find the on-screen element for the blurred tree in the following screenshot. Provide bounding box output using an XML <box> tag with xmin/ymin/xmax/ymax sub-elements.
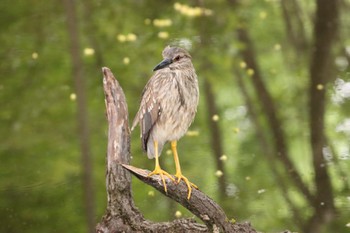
<box><xmin>281</xmin><ymin>0</ymin><xmax>308</xmax><ymax>53</ymax></box>
<box><xmin>306</xmin><ymin>0</ymin><xmax>339</xmax><ymax>231</ymax></box>
<box><xmin>193</xmin><ymin>5</ymin><xmax>228</xmax><ymax>202</ymax></box>
<box><xmin>62</xmin><ymin>0</ymin><xmax>96</xmax><ymax>232</ymax></box>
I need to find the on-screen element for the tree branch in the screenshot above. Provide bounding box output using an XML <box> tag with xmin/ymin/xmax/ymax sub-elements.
<box><xmin>122</xmin><ymin>165</ymin><xmax>256</xmax><ymax>233</ymax></box>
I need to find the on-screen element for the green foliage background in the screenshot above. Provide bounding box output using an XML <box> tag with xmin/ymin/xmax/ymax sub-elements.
<box><xmin>0</xmin><ymin>0</ymin><xmax>349</xmax><ymax>232</ymax></box>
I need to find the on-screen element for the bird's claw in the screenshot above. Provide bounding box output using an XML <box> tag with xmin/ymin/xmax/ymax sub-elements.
<box><xmin>148</xmin><ymin>168</ymin><xmax>175</xmax><ymax>193</ymax></box>
<box><xmin>175</xmin><ymin>173</ymin><xmax>198</xmax><ymax>199</ymax></box>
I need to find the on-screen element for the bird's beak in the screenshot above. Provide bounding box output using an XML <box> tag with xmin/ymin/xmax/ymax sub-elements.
<box><xmin>153</xmin><ymin>58</ymin><xmax>172</xmax><ymax>71</ymax></box>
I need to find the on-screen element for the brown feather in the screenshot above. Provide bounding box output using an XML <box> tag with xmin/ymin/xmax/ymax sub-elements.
<box><xmin>132</xmin><ymin>46</ymin><xmax>199</xmax><ymax>159</ymax></box>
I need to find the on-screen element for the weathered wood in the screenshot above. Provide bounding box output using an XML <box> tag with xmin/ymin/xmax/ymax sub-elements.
<box><xmin>96</xmin><ymin>67</ymin><xmax>258</xmax><ymax>233</ymax></box>
<box><xmin>122</xmin><ymin>165</ymin><xmax>257</xmax><ymax>233</ymax></box>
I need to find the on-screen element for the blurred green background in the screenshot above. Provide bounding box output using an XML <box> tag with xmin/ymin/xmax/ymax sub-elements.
<box><xmin>1</xmin><ymin>0</ymin><xmax>349</xmax><ymax>232</ymax></box>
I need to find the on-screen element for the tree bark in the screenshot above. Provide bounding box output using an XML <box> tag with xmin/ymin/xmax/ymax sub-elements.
<box><xmin>122</xmin><ymin>165</ymin><xmax>255</xmax><ymax>233</ymax></box>
<box><xmin>203</xmin><ymin>78</ymin><xmax>228</xmax><ymax>201</ymax></box>
<box><xmin>305</xmin><ymin>0</ymin><xmax>339</xmax><ymax>232</ymax></box>
<box><xmin>96</xmin><ymin>67</ymin><xmax>259</xmax><ymax>233</ymax></box>
<box><xmin>63</xmin><ymin>1</ymin><xmax>96</xmax><ymax>232</ymax></box>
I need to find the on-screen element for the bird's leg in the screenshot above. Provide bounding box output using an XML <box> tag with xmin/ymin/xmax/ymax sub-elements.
<box><xmin>148</xmin><ymin>140</ymin><xmax>175</xmax><ymax>193</ymax></box>
<box><xmin>171</xmin><ymin>141</ymin><xmax>198</xmax><ymax>199</ymax></box>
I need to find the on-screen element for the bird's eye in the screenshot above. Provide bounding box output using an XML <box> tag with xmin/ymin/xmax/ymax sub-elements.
<box><xmin>174</xmin><ymin>55</ymin><xmax>181</xmax><ymax>61</ymax></box>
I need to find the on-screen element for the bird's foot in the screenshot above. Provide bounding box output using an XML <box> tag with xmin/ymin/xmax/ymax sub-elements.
<box><xmin>175</xmin><ymin>173</ymin><xmax>198</xmax><ymax>200</ymax></box>
<box><xmin>148</xmin><ymin>168</ymin><xmax>175</xmax><ymax>193</ymax></box>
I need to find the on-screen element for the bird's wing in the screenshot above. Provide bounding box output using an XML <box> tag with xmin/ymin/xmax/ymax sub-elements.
<box><xmin>131</xmin><ymin>78</ymin><xmax>161</xmax><ymax>152</ymax></box>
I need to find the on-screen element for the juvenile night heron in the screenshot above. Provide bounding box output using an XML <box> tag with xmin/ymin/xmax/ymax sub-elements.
<box><xmin>132</xmin><ymin>46</ymin><xmax>199</xmax><ymax>199</ymax></box>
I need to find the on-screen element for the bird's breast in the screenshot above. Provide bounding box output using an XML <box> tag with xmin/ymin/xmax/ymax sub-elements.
<box><xmin>152</xmin><ymin>72</ymin><xmax>199</xmax><ymax>141</ymax></box>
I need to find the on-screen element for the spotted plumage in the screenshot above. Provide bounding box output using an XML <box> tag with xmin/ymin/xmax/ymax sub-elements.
<box><xmin>131</xmin><ymin>46</ymin><xmax>199</xmax><ymax>199</ymax></box>
<box><xmin>132</xmin><ymin>46</ymin><xmax>199</xmax><ymax>159</ymax></box>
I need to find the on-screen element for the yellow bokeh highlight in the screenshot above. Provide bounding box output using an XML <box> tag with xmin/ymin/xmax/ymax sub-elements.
<box><xmin>186</xmin><ymin>130</ymin><xmax>199</xmax><ymax>137</ymax></box>
<box><xmin>117</xmin><ymin>33</ymin><xmax>137</xmax><ymax>42</ymax></box>
<box><xmin>126</xmin><ymin>33</ymin><xmax>137</xmax><ymax>41</ymax></box>
<box><xmin>247</xmin><ymin>68</ymin><xmax>255</xmax><ymax>76</ymax></box>
<box><xmin>84</xmin><ymin>48</ymin><xmax>95</xmax><ymax>56</ymax></box>
<box><xmin>32</xmin><ymin>52</ymin><xmax>38</xmax><ymax>59</ymax></box>
<box><xmin>158</xmin><ymin>31</ymin><xmax>169</xmax><ymax>39</ymax></box>
<box><xmin>166</xmin><ymin>149</ymin><xmax>172</xmax><ymax>155</ymax></box>
<box><xmin>70</xmin><ymin>93</ymin><xmax>77</xmax><ymax>101</ymax></box>
<box><xmin>215</xmin><ymin>170</ymin><xmax>223</xmax><ymax>177</ymax></box>
<box><xmin>317</xmin><ymin>84</ymin><xmax>324</xmax><ymax>90</ymax></box>
<box><xmin>212</xmin><ymin>114</ymin><xmax>219</xmax><ymax>122</ymax></box>
<box><xmin>148</xmin><ymin>190</ymin><xmax>155</xmax><ymax>197</ymax></box>
<box><xmin>239</xmin><ymin>61</ymin><xmax>247</xmax><ymax>69</ymax></box>
<box><xmin>174</xmin><ymin>2</ymin><xmax>213</xmax><ymax>17</ymax></box>
<box><xmin>123</xmin><ymin>57</ymin><xmax>130</xmax><ymax>65</ymax></box>
<box><xmin>259</xmin><ymin>11</ymin><xmax>267</xmax><ymax>19</ymax></box>
<box><xmin>274</xmin><ymin>43</ymin><xmax>281</xmax><ymax>51</ymax></box>
<box><xmin>117</xmin><ymin>34</ymin><xmax>126</xmax><ymax>42</ymax></box>
<box><xmin>153</xmin><ymin>19</ymin><xmax>172</xmax><ymax>27</ymax></box>
<box><xmin>175</xmin><ymin>210</ymin><xmax>182</xmax><ymax>218</ymax></box>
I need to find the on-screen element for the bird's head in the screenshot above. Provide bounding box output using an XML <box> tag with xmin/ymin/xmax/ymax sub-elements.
<box><xmin>153</xmin><ymin>46</ymin><xmax>192</xmax><ymax>71</ymax></box>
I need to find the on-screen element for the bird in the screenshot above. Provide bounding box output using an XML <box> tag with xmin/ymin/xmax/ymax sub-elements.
<box><xmin>131</xmin><ymin>45</ymin><xmax>199</xmax><ymax>199</ymax></box>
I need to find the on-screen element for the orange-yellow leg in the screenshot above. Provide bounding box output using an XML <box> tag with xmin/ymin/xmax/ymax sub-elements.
<box><xmin>171</xmin><ymin>141</ymin><xmax>198</xmax><ymax>200</ymax></box>
<box><xmin>148</xmin><ymin>140</ymin><xmax>175</xmax><ymax>193</ymax></box>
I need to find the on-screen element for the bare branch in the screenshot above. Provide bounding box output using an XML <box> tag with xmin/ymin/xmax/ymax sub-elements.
<box><xmin>122</xmin><ymin>165</ymin><xmax>257</xmax><ymax>233</ymax></box>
